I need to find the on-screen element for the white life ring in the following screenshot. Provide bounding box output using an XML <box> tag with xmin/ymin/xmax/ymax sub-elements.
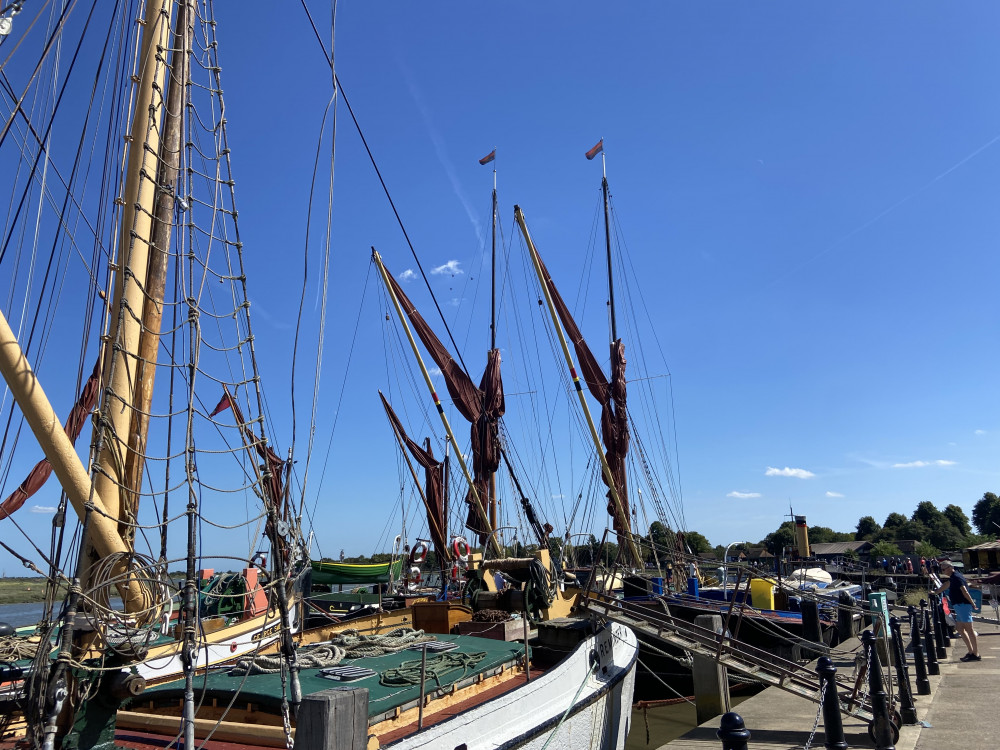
<box><xmin>453</xmin><ymin>537</ymin><xmax>470</xmax><ymax>562</ymax></box>
<box><xmin>409</xmin><ymin>566</ymin><xmax>422</xmax><ymax>587</ymax></box>
<box><xmin>450</xmin><ymin>562</ymin><xmax>460</xmax><ymax>582</ymax></box>
<box><xmin>409</xmin><ymin>541</ymin><xmax>428</xmax><ymax>565</ymax></box>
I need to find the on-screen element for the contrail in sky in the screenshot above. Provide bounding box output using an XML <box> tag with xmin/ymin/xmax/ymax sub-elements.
<box><xmin>399</xmin><ymin>63</ymin><xmax>483</xmax><ymax>245</ymax></box>
<box><xmin>767</xmin><ymin>129</ymin><xmax>1000</xmax><ymax>289</ymax></box>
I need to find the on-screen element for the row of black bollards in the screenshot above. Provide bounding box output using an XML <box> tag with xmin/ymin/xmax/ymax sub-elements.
<box><xmin>715</xmin><ymin>596</ymin><xmax>955</xmax><ymax>750</ymax></box>
<box><xmin>907</xmin><ymin>604</ymin><xmax>932</xmax><ymax>695</ymax></box>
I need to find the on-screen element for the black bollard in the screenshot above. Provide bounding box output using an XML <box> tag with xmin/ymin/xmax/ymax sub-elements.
<box><xmin>863</xmin><ymin>630</ymin><xmax>897</xmax><ymax>750</ymax></box>
<box><xmin>889</xmin><ymin>616</ymin><xmax>918</xmax><ymax>725</ymax></box>
<box><xmin>816</xmin><ymin>656</ymin><xmax>849</xmax><ymax>750</ymax></box>
<box><xmin>921</xmin><ymin>605</ymin><xmax>940</xmax><ymax>676</ymax></box>
<box><xmin>717</xmin><ymin>711</ymin><xmax>750</xmax><ymax>750</ymax></box>
<box><xmin>933</xmin><ymin>593</ymin><xmax>951</xmax><ymax>648</ymax></box>
<box><xmin>907</xmin><ymin>606</ymin><xmax>931</xmax><ymax>695</ymax></box>
<box><xmin>929</xmin><ymin>594</ymin><xmax>946</xmax><ymax>658</ymax></box>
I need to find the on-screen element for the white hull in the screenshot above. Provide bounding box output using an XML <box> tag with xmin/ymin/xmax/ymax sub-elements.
<box><xmin>387</xmin><ymin>621</ymin><xmax>638</xmax><ymax>750</ymax></box>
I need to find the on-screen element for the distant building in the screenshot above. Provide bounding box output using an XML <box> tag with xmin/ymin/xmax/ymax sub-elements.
<box><xmin>964</xmin><ymin>541</ymin><xmax>1000</xmax><ymax>572</ymax></box>
<box><xmin>810</xmin><ymin>541</ymin><xmax>873</xmax><ymax>563</ymax></box>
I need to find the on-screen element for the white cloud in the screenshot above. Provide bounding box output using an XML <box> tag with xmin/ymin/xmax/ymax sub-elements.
<box><xmin>825</xmin><ymin>491</ymin><xmax>844</xmax><ymax>498</ymax></box>
<box><xmin>432</xmin><ymin>260</ymin><xmax>463</xmax><ymax>276</ymax></box>
<box><xmin>427</xmin><ymin>366</ymin><xmax>442</xmax><ymax>377</ymax></box>
<box><xmin>398</xmin><ymin>269</ymin><xmax>416</xmax><ymax>282</ymax></box>
<box><xmin>31</xmin><ymin>505</ymin><xmax>57</xmax><ymax>514</ymax></box>
<box><xmin>975</xmin><ymin>429</ymin><xmax>987</xmax><ymax>436</ymax></box>
<box><xmin>765</xmin><ymin>466</ymin><xmax>815</xmax><ymax>479</ymax></box>
<box><xmin>891</xmin><ymin>459</ymin><xmax>956</xmax><ymax>469</ymax></box>
<box><xmin>551</xmin><ymin>493</ymin><xmax>564</xmax><ymax>499</ymax></box>
<box><xmin>727</xmin><ymin>491</ymin><xmax>761</xmax><ymax>499</ymax></box>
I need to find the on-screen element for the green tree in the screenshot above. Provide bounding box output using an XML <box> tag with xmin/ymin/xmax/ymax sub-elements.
<box><xmin>856</xmin><ymin>516</ymin><xmax>881</xmax><ymax>541</ymax></box>
<box><xmin>927</xmin><ymin>518</ymin><xmax>964</xmax><ymax>550</ymax></box>
<box><xmin>883</xmin><ymin>512</ymin><xmax>907</xmax><ymax>529</ymax></box>
<box><xmin>972</xmin><ymin>492</ymin><xmax>1000</xmax><ymax>536</ymax></box>
<box><xmin>943</xmin><ymin>504</ymin><xmax>971</xmax><ymax>536</ymax></box>
<box><xmin>682</xmin><ymin>531</ymin><xmax>712</xmax><ymax>554</ymax></box>
<box><xmin>890</xmin><ymin>519</ymin><xmax>929</xmax><ymax>543</ymax></box>
<box><xmin>915</xmin><ymin>541</ymin><xmax>940</xmax><ymax>558</ymax></box>
<box><xmin>912</xmin><ymin>500</ymin><xmax>944</xmax><ymax>527</ymax></box>
<box><xmin>763</xmin><ymin>522</ymin><xmax>796</xmax><ymax>556</ymax></box>
<box><xmin>871</xmin><ymin>541</ymin><xmax>903</xmax><ymax>558</ymax></box>
<box><xmin>648</xmin><ymin>522</ymin><xmax>672</xmax><ymax>552</ymax></box>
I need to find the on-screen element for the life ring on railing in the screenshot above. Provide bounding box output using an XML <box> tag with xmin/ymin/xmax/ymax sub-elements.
<box><xmin>407</xmin><ymin>566</ymin><xmax>422</xmax><ymax>592</ymax></box>
<box><xmin>409</xmin><ymin>541</ymin><xmax>428</xmax><ymax>565</ymax></box>
<box><xmin>251</xmin><ymin>553</ymin><xmax>267</xmax><ymax>569</ymax></box>
<box><xmin>450</xmin><ymin>562</ymin><xmax>460</xmax><ymax>582</ymax></box>
<box><xmin>453</xmin><ymin>537</ymin><xmax>470</xmax><ymax>562</ymax></box>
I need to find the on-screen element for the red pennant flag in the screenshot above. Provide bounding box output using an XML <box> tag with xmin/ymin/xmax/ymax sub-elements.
<box><xmin>209</xmin><ymin>392</ymin><xmax>232</xmax><ymax>417</ymax></box>
<box><xmin>585</xmin><ymin>139</ymin><xmax>604</xmax><ymax>160</ymax></box>
<box><xmin>479</xmin><ymin>149</ymin><xmax>496</xmax><ymax>165</ymax></box>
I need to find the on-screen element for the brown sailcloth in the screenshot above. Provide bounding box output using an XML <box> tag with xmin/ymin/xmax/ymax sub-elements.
<box><xmin>385</xmin><ymin>272</ymin><xmax>504</xmax><ymax>544</ymax></box>
<box><xmin>210</xmin><ymin>388</ymin><xmax>287</xmax><ymax>543</ymax></box>
<box><xmin>531</xmin><ymin>249</ymin><xmax>631</xmax><ymax>536</ymax></box>
<box><xmin>379</xmin><ymin>392</ymin><xmax>448</xmax><ymax>562</ymax></box>
<box><xmin>0</xmin><ymin>359</ymin><xmax>101</xmax><ymax>520</ymax></box>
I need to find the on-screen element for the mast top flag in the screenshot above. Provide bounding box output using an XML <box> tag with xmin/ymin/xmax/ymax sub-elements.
<box><xmin>479</xmin><ymin>148</ymin><xmax>496</xmax><ymax>165</ymax></box>
<box><xmin>585</xmin><ymin>138</ymin><xmax>604</xmax><ymax>160</ymax></box>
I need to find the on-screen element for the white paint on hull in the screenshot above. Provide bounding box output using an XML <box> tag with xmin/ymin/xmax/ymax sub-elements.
<box><xmin>387</xmin><ymin>621</ymin><xmax>637</xmax><ymax>750</ymax></box>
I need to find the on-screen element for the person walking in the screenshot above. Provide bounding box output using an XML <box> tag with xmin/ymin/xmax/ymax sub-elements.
<box><xmin>935</xmin><ymin>560</ymin><xmax>981</xmax><ymax>661</ymax></box>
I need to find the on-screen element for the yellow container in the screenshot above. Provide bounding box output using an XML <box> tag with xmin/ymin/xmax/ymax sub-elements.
<box><xmin>750</xmin><ymin>578</ymin><xmax>776</xmax><ymax>610</ymax></box>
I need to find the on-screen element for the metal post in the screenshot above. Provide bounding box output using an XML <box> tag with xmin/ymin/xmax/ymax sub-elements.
<box><xmin>716</xmin><ymin>712</ymin><xmax>750</xmax><ymax>750</ymax></box>
<box><xmin>816</xmin><ymin>657</ymin><xmax>848</xmax><ymax>750</ymax></box>
<box><xmin>862</xmin><ymin>630</ymin><xmax>896</xmax><ymax>750</ymax></box>
<box><xmin>921</xmin><ymin>602</ymin><xmax>940</xmax><ymax>676</ymax></box>
<box><xmin>907</xmin><ymin>606</ymin><xmax>931</xmax><ymax>695</ymax></box>
<box><xmin>417</xmin><ymin>643</ymin><xmax>428</xmax><ymax>729</ymax></box>
<box><xmin>889</xmin><ymin>617</ymin><xmax>918</xmax><ymax>725</ymax></box>
<box><xmin>933</xmin><ymin>593</ymin><xmax>951</xmax><ymax>649</ymax></box>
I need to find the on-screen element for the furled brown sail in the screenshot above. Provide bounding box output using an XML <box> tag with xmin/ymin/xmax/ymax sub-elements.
<box><xmin>531</xmin><ymin>250</ymin><xmax>630</xmax><ymax>535</ymax></box>
<box><xmin>379</xmin><ymin>392</ymin><xmax>448</xmax><ymax>562</ymax></box>
<box><xmin>385</xmin><ymin>272</ymin><xmax>504</xmax><ymax>543</ymax></box>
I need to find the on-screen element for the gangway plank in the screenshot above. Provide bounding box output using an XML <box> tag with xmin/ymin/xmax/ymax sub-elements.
<box><xmin>580</xmin><ymin>591</ymin><xmax>874</xmax><ymax>723</ymax></box>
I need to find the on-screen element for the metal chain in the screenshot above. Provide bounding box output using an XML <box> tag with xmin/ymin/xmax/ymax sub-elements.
<box><xmin>281</xmin><ymin>695</ymin><xmax>293</xmax><ymax>750</ymax></box>
<box><xmin>803</xmin><ymin>678</ymin><xmax>828</xmax><ymax>750</ymax></box>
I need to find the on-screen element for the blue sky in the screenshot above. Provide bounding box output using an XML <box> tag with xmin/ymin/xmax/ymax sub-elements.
<box><xmin>1</xmin><ymin>2</ymin><xmax>998</xmax><ymax>574</ymax></box>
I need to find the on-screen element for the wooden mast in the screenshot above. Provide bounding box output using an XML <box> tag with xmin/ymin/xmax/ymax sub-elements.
<box><xmin>122</xmin><ymin>0</ymin><xmax>193</xmax><ymax>543</ymax></box>
<box><xmin>514</xmin><ymin>206</ymin><xmax>641</xmax><ymax>567</ymax></box>
<box><xmin>373</xmin><ymin>249</ymin><xmax>501</xmax><ymax>557</ymax></box>
<box><xmin>85</xmin><ymin>0</ymin><xmax>174</xmax><ymax>584</ymax></box>
<box><xmin>488</xmin><ymin>161</ymin><xmax>498</xmax><ymax>534</ymax></box>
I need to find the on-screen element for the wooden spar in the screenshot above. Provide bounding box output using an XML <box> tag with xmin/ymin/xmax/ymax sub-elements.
<box><xmin>90</xmin><ymin>0</ymin><xmax>173</xmax><ymax>557</ymax></box>
<box><xmin>489</xmin><ymin>174</ymin><xmax>498</xmax><ymax>533</ymax></box>
<box><xmin>514</xmin><ymin>206</ymin><xmax>642</xmax><ymax>568</ymax></box>
<box><xmin>372</xmin><ymin>249</ymin><xmax>501</xmax><ymax>557</ymax></box>
<box><xmin>0</xmin><ymin>309</ymin><xmax>149</xmax><ymax>609</ymax></box>
<box><xmin>123</xmin><ymin>0</ymin><xmax>193</xmax><ymax>537</ymax></box>
<box><xmin>380</xmin><ymin>393</ymin><xmax>451</xmax><ymax>562</ymax></box>
<box><xmin>601</xmin><ymin>173</ymin><xmax>617</xmax><ymax>344</ymax></box>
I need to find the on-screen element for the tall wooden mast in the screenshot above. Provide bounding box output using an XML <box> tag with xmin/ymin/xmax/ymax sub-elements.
<box><xmin>86</xmin><ymin>0</ymin><xmax>174</xmax><ymax>578</ymax></box>
<box><xmin>488</xmin><ymin>159</ymin><xmax>498</xmax><ymax>532</ymax></box>
<box><xmin>514</xmin><ymin>206</ymin><xmax>641</xmax><ymax>567</ymax></box>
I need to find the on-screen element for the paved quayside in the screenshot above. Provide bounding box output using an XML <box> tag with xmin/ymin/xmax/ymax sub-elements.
<box><xmin>659</xmin><ymin>611</ymin><xmax>1000</xmax><ymax>749</ymax></box>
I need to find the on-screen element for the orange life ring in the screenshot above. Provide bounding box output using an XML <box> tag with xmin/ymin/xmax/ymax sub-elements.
<box><xmin>453</xmin><ymin>537</ymin><xmax>470</xmax><ymax>561</ymax></box>
<box><xmin>409</xmin><ymin>541</ymin><xmax>428</xmax><ymax>565</ymax></box>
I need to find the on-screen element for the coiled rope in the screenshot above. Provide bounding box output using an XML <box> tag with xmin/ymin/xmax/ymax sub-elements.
<box><xmin>229</xmin><ymin>627</ymin><xmax>436</xmax><ymax>676</ymax></box>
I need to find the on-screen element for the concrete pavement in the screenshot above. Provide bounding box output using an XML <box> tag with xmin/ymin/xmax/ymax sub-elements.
<box><xmin>661</xmin><ymin>614</ymin><xmax>1000</xmax><ymax>749</ymax></box>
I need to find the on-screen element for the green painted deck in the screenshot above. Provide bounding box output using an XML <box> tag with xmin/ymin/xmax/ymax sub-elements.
<box><xmin>139</xmin><ymin>634</ymin><xmax>527</xmax><ymax>719</ymax></box>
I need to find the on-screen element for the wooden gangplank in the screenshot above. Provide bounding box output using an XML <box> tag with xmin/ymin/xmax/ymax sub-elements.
<box><xmin>580</xmin><ymin>592</ymin><xmax>873</xmax><ymax>723</ymax></box>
